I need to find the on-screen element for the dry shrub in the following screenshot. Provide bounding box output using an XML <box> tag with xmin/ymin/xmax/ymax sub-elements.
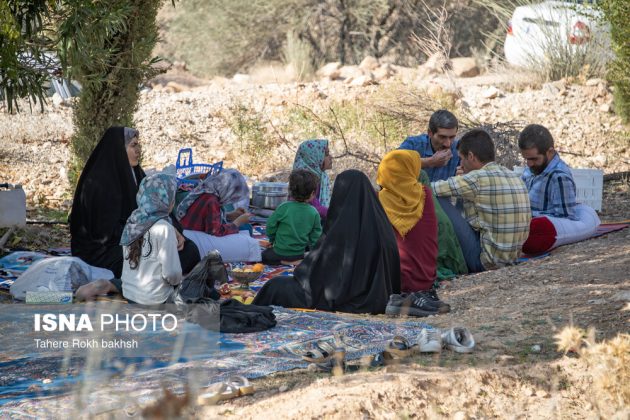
<box><xmin>555</xmin><ymin>326</ymin><xmax>630</xmax><ymax>415</ymax></box>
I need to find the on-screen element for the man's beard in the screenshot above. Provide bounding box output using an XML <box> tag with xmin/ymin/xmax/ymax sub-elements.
<box><xmin>530</xmin><ymin>155</ymin><xmax>549</xmax><ymax>175</ymax></box>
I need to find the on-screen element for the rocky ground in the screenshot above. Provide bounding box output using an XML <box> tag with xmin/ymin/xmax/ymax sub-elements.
<box><xmin>0</xmin><ymin>68</ymin><xmax>629</xmax><ymax>418</ymax></box>
<box><xmin>0</xmin><ymin>64</ymin><xmax>628</xmax><ymax>209</ymax></box>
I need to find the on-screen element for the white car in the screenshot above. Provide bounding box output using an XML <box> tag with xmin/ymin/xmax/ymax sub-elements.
<box><xmin>504</xmin><ymin>1</ymin><xmax>610</xmax><ymax>68</ymax></box>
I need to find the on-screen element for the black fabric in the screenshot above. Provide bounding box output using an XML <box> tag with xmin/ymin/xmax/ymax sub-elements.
<box><xmin>253</xmin><ymin>170</ymin><xmax>400</xmax><ymax>314</ymax></box>
<box><xmin>70</xmin><ymin>127</ymin><xmax>145</xmax><ymax>277</ymax></box>
<box><xmin>179</xmin><ymin>239</ymin><xmax>201</xmax><ymax>275</ymax></box>
<box><xmin>261</xmin><ymin>248</ymin><xmax>304</xmax><ymax>265</ymax></box>
<box><xmin>252</xmin><ymin>275</ymin><xmax>307</xmax><ymax>308</ymax></box>
<box><xmin>219</xmin><ymin>299</ymin><xmax>277</xmax><ymax>333</ymax></box>
<box><xmin>185</xmin><ymin>299</ymin><xmax>276</xmax><ymax>333</ymax></box>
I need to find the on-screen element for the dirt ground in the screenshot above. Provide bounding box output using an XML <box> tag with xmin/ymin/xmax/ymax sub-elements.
<box><xmin>187</xmin><ymin>180</ymin><xmax>629</xmax><ymax>420</ymax></box>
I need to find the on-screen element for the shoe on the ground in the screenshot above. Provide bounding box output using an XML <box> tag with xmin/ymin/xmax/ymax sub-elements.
<box><xmin>385</xmin><ymin>293</ymin><xmax>440</xmax><ymax>317</ymax></box>
<box><xmin>416</xmin><ymin>328</ymin><xmax>443</xmax><ymax>353</ymax></box>
<box><xmin>418</xmin><ymin>289</ymin><xmax>451</xmax><ymax>314</ymax></box>
<box><xmin>441</xmin><ymin>327</ymin><xmax>475</xmax><ymax>353</ymax></box>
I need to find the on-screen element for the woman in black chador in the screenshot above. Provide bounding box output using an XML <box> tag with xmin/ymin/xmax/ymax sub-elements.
<box><xmin>253</xmin><ymin>169</ymin><xmax>400</xmax><ymax>314</ymax></box>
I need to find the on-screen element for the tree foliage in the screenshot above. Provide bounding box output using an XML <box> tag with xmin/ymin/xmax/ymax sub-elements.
<box><xmin>1</xmin><ymin>0</ymin><xmax>170</xmax><ymax>183</ymax></box>
<box><xmin>166</xmin><ymin>0</ymin><xmax>498</xmax><ymax>77</ymax></box>
<box><xmin>598</xmin><ymin>0</ymin><xmax>630</xmax><ymax>122</ymax></box>
<box><xmin>56</xmin><ymin>0</ymin><xmax>165</xmax><ymax>176</ymax></box>
<box><xmin>0</xmin><ymin>0</ymin><xmax>58</xmax><ymax>112</ymax></box>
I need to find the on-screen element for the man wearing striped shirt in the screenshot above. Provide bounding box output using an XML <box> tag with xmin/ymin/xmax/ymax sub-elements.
<box><xmin>432</xmin><ymin>129</ymin><xmax>531</xmax><ymax>272</ymax></box>
<box><xmin>518</xmin><ymin>124</ymin><xmax>577</xmax><ymax>220</ymax></box>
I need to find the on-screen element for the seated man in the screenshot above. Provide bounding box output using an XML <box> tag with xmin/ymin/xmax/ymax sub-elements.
<box><xmin>399</xmin><ymin>109</ymin><xmax>459</xmax><ymax>182</ymax></box>
<box><xmin>432</xmin><ymin>129</ymin><xmax>531</xmax><ymax>272</ymax></box>
<box><xmin>518</xmin><ymin>124</ymin><xmax>600</xmax><ymax>254</ymax></box>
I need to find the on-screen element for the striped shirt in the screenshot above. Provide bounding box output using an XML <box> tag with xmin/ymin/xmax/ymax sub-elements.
<box><xmin>432</xmin><ymin>162</ymin><xmax>531</xmax><ymax>269</ymax></box>
<box><xmin>521</xmin><ymin>154</ymin><xmax>578</xmax><ymax>220</ymax></box>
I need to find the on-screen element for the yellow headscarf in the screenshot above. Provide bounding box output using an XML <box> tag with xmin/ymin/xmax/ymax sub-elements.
<box><xmin>377</xmin><ymin>150</ymin><xmax>425</xmax><ymax>237</ymax></box>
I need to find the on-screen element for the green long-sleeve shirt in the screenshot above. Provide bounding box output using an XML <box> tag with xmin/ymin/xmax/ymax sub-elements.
<box><xmin>266</xmin><ymin>201</ymin><xmax>322</xmax><ymax>257</ymax></box>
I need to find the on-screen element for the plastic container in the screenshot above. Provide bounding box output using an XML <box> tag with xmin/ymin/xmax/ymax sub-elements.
<box><xmin>0</xmin><ymin>183</ymin><xmax>26</xmax><ymax>228</ymax></box>
<box><xmin>513</xmin><ymin>167</ymin><xmax>603</xmax><ymax>211</ymax></box>
<box><xmin>175</xmin><ymin>148</ymin><xmax>223</xmax><ymax>184</ymax></box>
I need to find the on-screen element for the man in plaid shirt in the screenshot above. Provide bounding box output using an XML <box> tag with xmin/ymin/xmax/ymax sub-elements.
<box><xmin>518</xmin><ymin>124</ymin><xmax>577</xmax><ymax>220</ymax></box>
<box><xmin>432</xmin><ymin>129</ymin><xmax>531</xmax><ymax>272</ymax></box>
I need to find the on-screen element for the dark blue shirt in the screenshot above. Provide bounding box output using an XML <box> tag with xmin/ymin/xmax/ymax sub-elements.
<box><xmin>398</xmin><ymin>134</ymin><xmax>460</xmax><ymax>181</ymax></box>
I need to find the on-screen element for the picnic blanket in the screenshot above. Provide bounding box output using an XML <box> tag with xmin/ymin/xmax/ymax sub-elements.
<box><xmin>0</xmin><ymin>308</ymin><xmax>431</xmax><ymax>415</ymax></box>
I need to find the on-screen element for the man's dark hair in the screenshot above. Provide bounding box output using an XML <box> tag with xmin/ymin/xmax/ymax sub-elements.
<box><xmin>456</xmin><ymin>129</ymin><xmax>495</xmax><ymax>163</ymax></box>
<box><xmin>428</xmin><ymin>109</ymin><xmax>458</xmax><ymax>134</ymax></box>
<box><xmin>289</xmin><ymin>169</ymin><xmax>319</xmax><ymax>202</ymax></box>
<box><xmin>518</xmin><ymin>124</ymin><xmax>554</xmax><ymax>154</ymax></box>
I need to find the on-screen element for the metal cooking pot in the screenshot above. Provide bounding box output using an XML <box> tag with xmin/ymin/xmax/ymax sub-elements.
<box><xmin>252</xmin><ymin>182</ymin><xmax>288</xmax><ymax>195</ymax></box>
<box><xmin>252</xmin><ymin>191</ymin><xmax>287</xmax><ymax>209</ymax></box>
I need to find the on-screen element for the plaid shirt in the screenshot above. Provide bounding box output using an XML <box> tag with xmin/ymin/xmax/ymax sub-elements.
<box><xmin>432</xmin><ymin>162</ymin><xmax>531</xmax><ymax>269</ymax></box>
<box><xmin>521</xmin><ymin>154</ymin><xmax>577</xmax><ymax>220</ymax></box>
<box><xmin>398</xmin><ymin>134</ymin><xmax>460</xmax><ymax>181</ymax></box>
<box><xmin>178</xmin><ymin>193</ymin><xmax>238</xmax><ymax>237</ymax></box>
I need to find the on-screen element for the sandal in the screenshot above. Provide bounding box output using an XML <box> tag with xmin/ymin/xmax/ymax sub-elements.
<box><xmin>384</xmin><ymin>335</ymin><xmax>418</xmax><ymax>358</ymax></box>
<box><xmin>312</xmin><ymin>347</ymin><xmax>346</xmax><ymax>375</ymax></box>
<box><xmin>197</xmin><ymin>382</ymin><xmax>239</xmax><ymax>406</ymax></box>
<box><xmin>227</xmin><ymin>375</ymin><xmax>255</xmax><ymax>396</ymax></box>
<box><xmin>301</xmin><ymin>346</ymin><xmax>332</xmax><ymax>364</ymax></box>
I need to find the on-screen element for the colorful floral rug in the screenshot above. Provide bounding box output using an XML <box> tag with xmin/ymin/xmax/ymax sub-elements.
<box><xmin>0</xmin><ymin>308</ymin><xmax>431</xmax><ymax>416</ymax></box>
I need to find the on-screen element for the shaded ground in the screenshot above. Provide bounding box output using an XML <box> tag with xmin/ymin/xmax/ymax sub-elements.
<box><xmin>0</xmin><ymin>179</ymin><xmax>628</xmax><ymax>418</ymax></box>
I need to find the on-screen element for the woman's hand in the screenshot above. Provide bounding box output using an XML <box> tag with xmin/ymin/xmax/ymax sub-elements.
<box><xmin>226</xmin><ymin>207</ymin><xmax>246</xmax><ymax>221</ymax></box>
<box><xmin>233</xmin><ymin>212</ymin><xmax>252</xmax><ymax>227</ymax></box>
<box><xmin>175</xmin><ymin>229</ymin><xmax>185</xmax><ymax>251</ymax></box>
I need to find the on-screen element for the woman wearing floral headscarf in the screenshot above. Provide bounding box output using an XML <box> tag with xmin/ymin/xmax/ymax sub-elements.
<box><xmin>119</xmin><ymin>173</ymin><xmax>184</xmax><ymax>304</ymax></box>
<box><xmin>176</xmin><ymin>169</ymin><xmax>252</xmax><ymax>236</ymax></box>
<box><xmin>293</xmin><ymin>139</ymin><xmax>333</xmax><ymax>219</ymax></box>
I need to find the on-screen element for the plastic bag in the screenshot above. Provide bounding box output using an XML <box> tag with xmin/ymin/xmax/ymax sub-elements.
<box><xmin>10</xmin><ymin>256</ymin><xmax>114</xmax><ymax>300</ymax></box>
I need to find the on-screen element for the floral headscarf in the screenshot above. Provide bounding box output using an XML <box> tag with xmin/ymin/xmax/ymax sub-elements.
<box><xmin>292</xmin><ymin>139</ymin><xmax>331</xmax><ymax>207</ymax></box>
<box><xmin>120</xmin><ymin>173</ymin><xmax>177</xmax><ymax>246</ymax></box>
<box><xmin>176</xmin><ymin>169</ymin><xmax>250</xmax><ymax>220</ymax></box>
<box><xmin>377</xmin><ymin>150</ymin><xmax>426</xmax><ymax>237</ymax></box>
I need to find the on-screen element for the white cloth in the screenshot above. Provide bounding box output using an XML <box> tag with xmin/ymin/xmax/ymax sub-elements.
<box><xmin>183</xmin><ymin>229</ymin><xmax>262</xmax><ymax>262</ymax></box>
<box><xmin>548</xmin><ymin>204</ymin><xmax>601</xmax><ymax>249</ymax></box>
<box><xmin>10</xmin><ymin>256</ymin><xmax>114</xmax><ymax>300</ymax></box>
<box><xmin>121</xmin><ymin>219</ymin><xmax>182</xmax><ymax>305</ymax></box>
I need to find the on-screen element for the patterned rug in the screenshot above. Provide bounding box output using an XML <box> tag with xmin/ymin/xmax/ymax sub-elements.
<box><xmin>0</xmin><ymin>308</ymin><xmax>431</xmax><ymax>416</ymax></box>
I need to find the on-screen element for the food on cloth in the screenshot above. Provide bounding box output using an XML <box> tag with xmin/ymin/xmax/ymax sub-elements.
<box><xmin>232</xmin><ymin>264</ymin><xmax>264</xmax><ymax>273</ymax></box>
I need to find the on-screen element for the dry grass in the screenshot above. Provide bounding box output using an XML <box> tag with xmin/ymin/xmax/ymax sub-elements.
<box><xmin>555</xmin><ymin>326</ymin><xmax>630</xmax><ymax>416</ymax></box>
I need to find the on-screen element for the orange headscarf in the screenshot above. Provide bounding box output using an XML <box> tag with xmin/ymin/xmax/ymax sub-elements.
<box><xmin>377</xmin><ymin>150</ymin><xmax>425</xmax><ymax>237</ymax></box>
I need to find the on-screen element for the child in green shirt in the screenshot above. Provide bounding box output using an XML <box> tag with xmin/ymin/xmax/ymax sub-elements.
<box><xmin>262</xmin><ymin>169</ymin><xmax>323</xmax><ymax>265</ymax></box>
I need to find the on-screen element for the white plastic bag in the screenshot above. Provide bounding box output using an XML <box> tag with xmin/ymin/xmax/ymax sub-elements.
<box><xmin>10</xmin><ymin>257</ymin><xmax>114</xmax><ymax>300</ymax></box>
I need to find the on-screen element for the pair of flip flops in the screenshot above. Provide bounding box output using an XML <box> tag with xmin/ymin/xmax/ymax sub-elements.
<box><xmin>383</xmin><ymin>335</ymin><xmax>419</xmax><ymax>358</ymax></box>
<box><xmin>197</xmin><ymin>376</ymin><xmax>255</xmax><ymax>405</ymax></box>
<box><xmin>302</xmin><ymin>344</ymin><xmax>347</xmax><ymax>374</ymax></box>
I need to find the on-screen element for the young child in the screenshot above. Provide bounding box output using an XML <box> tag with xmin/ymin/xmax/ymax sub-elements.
<box><xmin>262</xmin><ymin>169</ymin><xmax>323</xmax><ymax>265</ymax></box>
<box><xmin>120</xmin><ymin>173</ymin><xmax>218</xmax><ymax>305</ymax></box>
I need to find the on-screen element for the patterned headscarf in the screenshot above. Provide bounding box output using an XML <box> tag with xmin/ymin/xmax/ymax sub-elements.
<box><xmin>120</xmin><ymin>173</ymin><xmax>177</xmax><ymax>246</ymax></box>
<box><xmin>377</xmin><ymin>150</ymin><xmax>426</xmax><ymax>237</ymax></box>
<box><xmin>175</xmin><ymin>169</ymin><xmax>250</xmax><ymax>220</ymax></box>
<box><xmin>123</xmin><ymin>127</ymin><xmax>139</xmax><ymax>147</ymax></box>
<box><xmin>292</xmin><ymin>139</ymin><xmax>331</xmax><ymax>207</ymax></box>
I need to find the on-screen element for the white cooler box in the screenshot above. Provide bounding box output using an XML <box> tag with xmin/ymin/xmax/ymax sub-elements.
<box><xmin>0</xmin><ymin>184</ymin><xmax>27</xmax><ymax>227</ymax></box>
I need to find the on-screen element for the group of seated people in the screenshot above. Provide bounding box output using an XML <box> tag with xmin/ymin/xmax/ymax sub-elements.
<box><xmin>73</xmin><ymin>110</ymin><xmax>600</xmax><ymax>317</ymax></box>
